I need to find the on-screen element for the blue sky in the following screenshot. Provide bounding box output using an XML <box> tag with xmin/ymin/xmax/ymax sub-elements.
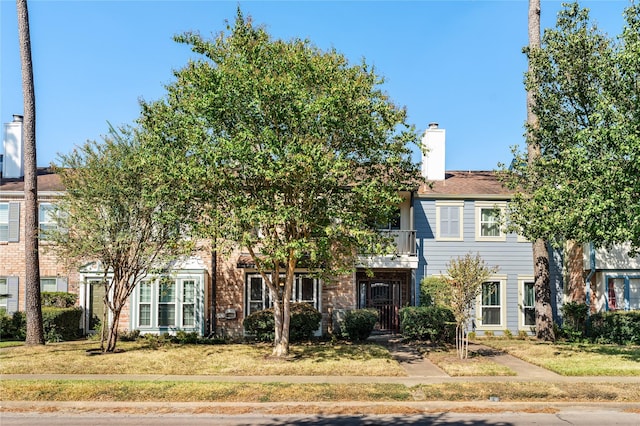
<box><xmin>0</xmin><ymin>0</ymin><xmax>628</xmax><ymax>170</ymax></box>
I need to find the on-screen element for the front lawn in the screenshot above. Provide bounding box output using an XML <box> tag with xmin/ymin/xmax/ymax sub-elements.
<box><xmin>480</xmin><ymin>338</ymin><xmax>640</xmax><ymax>376</ymax></box>
<box><xmin>0</xmin><ymin>340</ymin><xmax>406</xmax><ymax>376</ymax></box>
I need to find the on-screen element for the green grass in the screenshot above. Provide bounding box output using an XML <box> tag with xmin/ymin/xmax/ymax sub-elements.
<box><xmin>480</xmin><ymin>338</ymin><xmax>640</xmax><ymax>376</ymax></box>
<box><xmin>0</xmin><ymin>340</ymin><xmax>23</xmax><ymax>349</ymax></box>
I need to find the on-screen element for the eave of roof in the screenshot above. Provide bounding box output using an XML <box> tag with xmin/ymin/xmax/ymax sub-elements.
<box><xmin>417</xmin><ymin>170</ymin><xmax>512</xmax><ymax>199</ymax></box>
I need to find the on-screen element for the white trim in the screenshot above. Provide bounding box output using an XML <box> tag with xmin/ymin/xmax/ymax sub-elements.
<box><xmin>517</xmin><ymin>276</ymin><xmax>536</xmax><ymax>331</ymax></box>
<box><xmin>475</xmin><ymin>275</ymin><xmax>507</xmax><ymax>330</ymax></box>
<box><xmin>435</xmin><ymin>200</ymin><xmax>464</xmax><ymax>241</ymax></box>
<box><xmin>475</xmin><ymin>201</ymin><xmax>506</xmax><ymax>242</ymax></box>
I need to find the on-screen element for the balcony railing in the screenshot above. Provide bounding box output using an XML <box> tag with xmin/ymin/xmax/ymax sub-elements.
<box><xmin>364</xmin><ymin>230</ymin><xmax>416</xmax><ymax>256</ymax></box>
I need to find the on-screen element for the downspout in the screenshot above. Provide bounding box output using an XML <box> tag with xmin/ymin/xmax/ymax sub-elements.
<box><xmin>210</xmin><ymin>243</ymin><xmax>217</xmax><ymax>337</ymax></box>
<box><xmin>584</xmin><ymin>242</ymin><xmax>596</xmax><ymax>313</ymax></box>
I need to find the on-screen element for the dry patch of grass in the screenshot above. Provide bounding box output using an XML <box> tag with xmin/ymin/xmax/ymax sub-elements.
<box><xmin>480</xmin><ymin>339</ymin><xmax>640</xmax><ymax>376</ymax></box>
<box><xmin>426</xmin><ymin>348</ymin><xmax>515</xmax><ymax>376</ymax></box>
<box><xmin>0</xmin><ymin>380</ymin><xmax>411</xmax><ymax>402</ymax></box>
<box><xmin>2</xmin><ymin>380</ymin><xmax>639</xmax><ymax>403</ymax></box>
<box><xmin>0</xmin><ymin>340</ymin><xmax>405</xmax><ymax>376</ymax></box>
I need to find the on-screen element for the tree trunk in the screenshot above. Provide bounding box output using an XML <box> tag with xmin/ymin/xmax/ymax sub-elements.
<box><xmin>105</xmin><ymin>308</ymin><xmax>121</xmax><ymax>352</ymax></box>
<box><xmin>564</xmin><ymin>240</ymin><xmax>585</xmax><ymax>302</ymax></box>
<box><xmin>528</xmin><ymin>0</ymin><xmax>555</xmax><ymax>341</ymax></box>
<box><xmin>17</xmin><ymin>0</ymin><xmax>44</xmax><ymax>346</ymax></box>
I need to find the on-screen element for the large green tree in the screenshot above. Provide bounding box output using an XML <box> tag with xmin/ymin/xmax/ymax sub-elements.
<box><xmin>50</xmin><ymin>126</ymin><xmax>195</xmax><ymax>352</ymax></box>
<box><xmin>17</xmin><ymin>0</ymin><xmax>44</xmax><ymax>345</ymax></box>
<box><xmin>141</xmin><ymin>10</ymin><xmax>420</xmax><ymax>357</ymax></box>
<box><xmin>504</xmin><ymin>2</ymin><xmax>639</xmax><ymax>316</ymax></box>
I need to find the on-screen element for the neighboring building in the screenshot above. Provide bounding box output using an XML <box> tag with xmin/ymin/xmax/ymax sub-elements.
<box><xmin>415</xmin><ymin>123</ymin><xmax>554</xmax><ymax>335</ymax></box>
<box><xmin>585</xmin><ymin>243</ymin><xmax>640</xmax><ymax>313</ymax></box>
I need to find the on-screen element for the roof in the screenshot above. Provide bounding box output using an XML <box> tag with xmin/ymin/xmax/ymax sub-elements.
<box><xmin>418</xmin><ymin>171</ymin><xmax>512</xmax><ymax>198</ymax></box>
<box><xmin>0</xmin><ymin>167</ymin><xmax>65</xmax><ymax>193</ymax></box>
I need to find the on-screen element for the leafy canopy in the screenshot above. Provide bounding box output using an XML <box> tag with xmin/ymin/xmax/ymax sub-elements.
<box><xmin>140</xmin><ymin>10</ymin><xmax>421</xmax><ymax>277</ymax></box>
<box><xmin>503</xmin><ymin>2</ymin><xmax>640</xmax><ymax>252</ymax></box>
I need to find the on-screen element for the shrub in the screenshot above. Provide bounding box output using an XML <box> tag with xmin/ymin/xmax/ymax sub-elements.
<box><xmin>399</xmin><ymin>306</ymin><xmax>455</xmax><ymax>344</ymax></box>
<box><xmin>503</xmin><ymin>329</ymin><xmax>513</xmax><ymax>339</ymax></box>
<box><xmin>0</xmin><ymin>311</ymin><xmax>26</xmax><ymax>340</ymax></box>
<box><xmin>588</xmin><ymin>311</ymin><xmax>640</xmax><ymax>345</ymax></box>
<box><xmin>41</xmin><ymin>292</ymin><xmax>77</xmax><ymax>308</ymax></box>
<box><xmin>342</xmin><ymin>309</ymin><xmax>378</xmax><ymax>342</ymax></box>
<box><xmin>243</xmin><ymin>303</ymin><xmax>322</xmax><ymax>343</ymax></box>
<box><xmin>118</xmin><ymin>329</ymin><xmax>141</xmax><ymax>342</ymax></box>
<box><xmin>42</xmin><ymin>307</ymin><xmax>82</xmax><ymax>342</ymax></box>
<box><xmin>174</xmin><ymin>330</ymin><xmax>199</xmax><ymax>344</ymax></box>
<box><xmin>419</xmin><ymin>276</ymin><xmax>450</xmax><ymax>307</ymax></box>
<box><xmin>560</xmin><ymin>301</ymin><xmax>589</xmax><ymax>341</ymax></box>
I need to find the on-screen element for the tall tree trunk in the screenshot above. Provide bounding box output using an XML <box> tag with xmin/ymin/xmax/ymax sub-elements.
<box><xmin>564</xmin><ymin>240</ymin><xmax>585</xmax><ymax>302</ymax></box>
<box><xmin>17</xmin><ymin>0</ymin><xmax>44</xmax><ymax>345</ymax></box>
<box><xmin>527</xmin><ymin>0</ymin><xmax>555</xmax><ymax>341</ymax></box>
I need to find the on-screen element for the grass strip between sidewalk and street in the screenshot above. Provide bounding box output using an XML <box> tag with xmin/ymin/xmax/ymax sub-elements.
<box><xmin>2</xmin><ymin>380</ymin><xmax>640</xmax><ymax>403</ymax></box>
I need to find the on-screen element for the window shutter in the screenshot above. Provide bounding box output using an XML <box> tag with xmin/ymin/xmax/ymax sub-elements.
<box><xmin>7</xmin><ymin>277</ymin><xmax>19</xmax><ymax>314</ymax></box>
<box><xmin>8</xmin><ymin>203</ymin><xmax>20</xmax><ymax>242</ymax></box>
<box><xmin>56</xmin><ymin>277</ymin><xmax>68</xmax><ymax>292</ymax></box>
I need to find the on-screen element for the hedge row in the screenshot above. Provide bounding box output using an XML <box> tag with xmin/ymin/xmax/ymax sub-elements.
<box><xmin>399</xmin><ymin>306</ymin><xmax>455</xmax><ymax>344</ymax></box>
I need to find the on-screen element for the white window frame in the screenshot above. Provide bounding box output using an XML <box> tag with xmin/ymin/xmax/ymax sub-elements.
<box><xmin>475</xmin><ymin>201</ymin><xmax>506</xmax><ymax>241</ymax></box>
<box><xmin>435</xmin><ymin>200</ymin><xmax>464</xmax><ymax>241</ymax></box>
<box><xmin>38</xmin><ymin>202</ymin><xmax>58</xmax><ymax>239</ymax></box>
<box><xmin>475</xmin><ymin>276</ymin><xmax>507</xmax><ymax>330</ymax></box>
<box><xmin>0</xmin><ymin>203</ymin><xmax>9</xmax><ymax>242</ymax></box>
<box><xmin>245</xmin><ymin>273</ymin><xmax>320</xmax><ymax>316</ymax></box>
<box><xmin>0</xmin><ymin>278</ymin><xmax>8</xmax><ymax>313</ymax></box>
<box><xmin>182</xmin><ymin>280</ymin><xmax>196</xmax><ymax>327</ymax></box>
<box><xmin>133</xmin><ymin>277</ymin><xmax>200</xmax><ymax>330</ymax></box>
<box><xmin>138</xmin><ymin>281</ymin><xmax>152</xmax><ymax>327</ymax></box>
<box><xmin>518</xmin><ymin>276</ymin><xmax>535</xmax><ymax>330</ymax></box>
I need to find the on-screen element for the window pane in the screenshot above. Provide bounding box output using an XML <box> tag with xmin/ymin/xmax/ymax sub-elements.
<box><xmin>480</xmin><ymin>208</ymin><xmax>500</xmax><ymax>237</ymax></box>
<box><xmin>482</xmin><ymin>307</ymin><xmax>501</xmax><ymax>325</ymax></box>
<box><xmin>524</xmin><ymin>307</ymin><xmax>535</xmax><ymax>326</ymax></box>
<box><xmin>158</xmin><ymin>304</ymin><xmax>175</xmax><ymax>326</ymax></box>
<box><xmin>249</xmin><ymin>302</ymin><xmax>263</xmax><ymax>314</ymax></box>
<box><xmin>300</xmin><ymin>277</ymin><xmax>314</xmax><ymax>301</ymax></box>
<box><xmin>524</xmin><ymin>282</ymin><xmax>535</xmax><ymax>307</ymax></box>
<box><xmin>250</xmin><ymin>276</ymin><xmax>263</xmax><ymax>301</ymax></box>
<box><xmin>0</xmin><ymin>204</ymin><xmax>7</xmax><ymax>241</ymax></box>
<box><xmin>629</xmin><ymin>279</ymin><xmax>639</xmax><ymax>310</ymax></box>
<box><xmin>159</xmin><ymin>280</ymin><xmax>175</xmax><ymax>303</ymax></box>
<box><xmin>482</xmin><ymin>282</ymin><xmax>500</xmax><ymax>305</ymax></box>
<box><xmin>139</xmin><ymin>282</ymin><xmax>151</xmax><ymax>303</ymax></box>
<box><xmin>183</xmin><ymin>280</ymin><xmax>195</xmax><ymax>303</ymax></box>
<box><xmin>139</xmin><ymin>304</ymin><xmax>150</xmax><ymax>326</ymax></box>
<box><xmin>182</xmin><ymin>304</ymin><xmax>195</xmax><ymax>327</ymax></box>
<box><xmin>41</xmin><ymin>278</ymin><xmax>57</xmax><ymax>292</ymax></box>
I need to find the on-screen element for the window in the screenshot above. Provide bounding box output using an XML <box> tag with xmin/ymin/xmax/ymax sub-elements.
<box><xmin>0</xmin><ymin>278</ymin><xmax>7</xmax><ymax>313</ymax></box>
<box><xmin>607</xmin><ymin>276</ymin><xmax>640</xmax><ymax>311</ymax></box>
<box><xmin>158</xmin><ymin>279</ymin><xmax>176</xmax><ymax>327</ymax></box>
<box><xmin>436</xmin><ymin>201</ymin><xmax>463</xmax><ymax>241</ymax></box>
<box><xmin>138</xmin><ymin>281</ymin><xmax>152</xmax><ymax>327</ymax></box>
<box><xmin>522</xmin><ymin>280</ymin><xmax>535</xmax><ymax>327</ymax></box>
<box><xmin>0</xmin><ymin>202</ymin><xmax>19</xmax><ymax>242</ymax></box>
<box><xmin>39</xmin><ymin>203</ymin><xmax>57</xmax><ymax>239</ymax></box>
<box><xmin>475</xmin><ymin>202</ymin><xmax>505</xmax><ymax>241</ymax></box>
<box><xmin>476</xmin><ymin>277</ymin><xmax>506</xmax><ymax>329</ymax></box>
<box><xmin>135</xmin><ymin>278</ymin><xmax>199</xmax><ymax>329</ymax></box>
<box><xmin>40</xmin><ymin>278</ymin><xmax>58</xmax><ymax>292</ymax></box>
<box><xmin>246</xmin><ymin>274</ymin><xmax>319</xmax><ymax>315</ymax></box>
<box><xmin>481</xmin><ymin>281</ymin><xmax>501</xmax><ymax>325</ymax></box>
<box><xmin>182</xmin><ymin>280</ymin><xmax>195</xmax><ymax>327</ymax></box>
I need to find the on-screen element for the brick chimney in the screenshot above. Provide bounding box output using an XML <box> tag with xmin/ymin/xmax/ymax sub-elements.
<box><xmin>2</xmin><ymin>115</ymin><xmax>24</xmax><ymax>179</ymax></box>
<box><xmin>421</xmin><ymin>122</ymin><xmax>445</xmax><ymax>181</ymax></box>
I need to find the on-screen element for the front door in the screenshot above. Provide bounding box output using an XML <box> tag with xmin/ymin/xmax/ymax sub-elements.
<box><xmin>89</xmin><ymin>280</ymin><xmax>106</xmax><ymax>333</ymax></box>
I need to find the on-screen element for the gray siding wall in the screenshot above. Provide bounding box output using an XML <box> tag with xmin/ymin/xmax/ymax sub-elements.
<box><xmin>415</xmin><ymin>198</ymin><xmax>538</xmax><ymax>334</ymax></box>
